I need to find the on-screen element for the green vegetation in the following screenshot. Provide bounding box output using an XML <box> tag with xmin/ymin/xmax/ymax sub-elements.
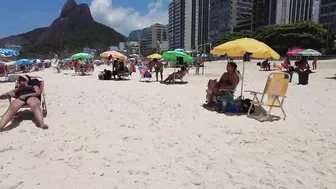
<box><xmin>213</xmin><ymin>21</ymin><xmax>327</xmax><ymax>55</ymax></box>
<box><xmin>19</xmin><ymin>22</ymin><xmax>126</xmax><ymax>58</ymax></box>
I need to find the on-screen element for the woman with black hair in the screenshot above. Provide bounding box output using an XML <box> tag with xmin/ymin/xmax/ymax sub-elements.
<box><xmin>206</xmin><ymin>62</ymin><xmax>240</xmax><ymax>105</ymax></box>
<box><xmin>0</xmin><ymin>75</ymin><xmax>48</xmax><ymax>131</ymax></box>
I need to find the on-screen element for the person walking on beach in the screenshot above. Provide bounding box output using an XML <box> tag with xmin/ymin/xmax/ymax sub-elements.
<box><xmin>196</xmin><ymin>54</ymin><xmax>202</xmax><ymax>75</ymax></box>
<box><xmin>312</xmin><ymin>57</ymin><xmax>318</xmax><ymax>70</ymax></box>
<box><xmin>153</xmin><ymin>58</ymin><xmax>163</xmax><ymax>81</ymax></box>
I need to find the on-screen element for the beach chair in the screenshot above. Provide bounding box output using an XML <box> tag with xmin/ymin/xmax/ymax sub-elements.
<box><xmin>139</xmin><ymin>66</ymin><xmax>151</xmax><ymax>82</ymax></box>
<box><xmin>245</xmin><ymin>72</ymin><xmax>290</xmax><ymax>121</ymax></box>
<box><xmin>8</xmin><ymin>76</ymin><xmax>47</xmax><ymax>117</ymax></box>
<box><xmin>173</xmin><ymin>72</ymin><xmax>187</xmax><ymax>82</ymax></box>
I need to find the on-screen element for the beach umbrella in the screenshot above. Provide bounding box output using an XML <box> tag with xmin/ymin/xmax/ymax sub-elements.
<box><xmin>286</xmin><ymin>48</ymin><xmax>304</xmax><ymax>56</ymax></box>
<box><xmin>210</xmin><ymin>38</ymin><xmax>280</xmax><ymax>97</ymax></box>
<box><xmin>174</xmin><ymin>48</ymin><xmax>184</xmax><ymax>52</ymax></box>
<box><xmin>297</xmin><ymin>49</ymin><xmax>321</xmax><ymax>56</ymax></box>
<box><xmin>70</xmin><ymin>53</ymin><xmax>94</xmax><ymax>59</ymax></box>
<box><xmin>147</xmin><ymin>53</ymin><xmax>162</xmax><ymax>59</ymax></box>
<box><xmin>100</xmin><ymin>50</ymin><xmax>127</xmax><ymax>61</ymax></box>
<box><xmin>0</xmin><ymin>48</ymin><xmax>19</xmax><ymax>57</ymax></box>
<box><xmin>211</xmin><ymin>38</ymin><xmax>280</xmax><ymax>59</ymax></box>
<box><xmin>16</xmin><ymin>59</ymin><xmax>33</xmax><ymax>65</ymax></box>
<box><xmin>162</xmin><ymin>51</ymin><xmax>192</xmax><ymax>62</ymax></box>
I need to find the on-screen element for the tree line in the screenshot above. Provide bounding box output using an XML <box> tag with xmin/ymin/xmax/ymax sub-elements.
<box><xmin>212</xmin><ymin>21</ymin><xmax>329</xmax><ymax>56</ymax></box>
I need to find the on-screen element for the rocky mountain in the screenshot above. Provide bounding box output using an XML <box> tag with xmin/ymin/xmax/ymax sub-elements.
<box><xmin>38</xmin><ymin>0</ymin><xmax>95</xmax><ymax>41</ymax></box>
<box><xmin>128</xmin><ymin>30</ymin><xmax>142</xmax><ymax>41</ymax></box>
<box><xmin>0</xmin><ymin>0</ymin><xmax>126</xmax><ymax>57</ymax></box>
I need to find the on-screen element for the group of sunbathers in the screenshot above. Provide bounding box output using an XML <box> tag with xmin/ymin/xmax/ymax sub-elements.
<box><xmin>144</xmin><ymin>58</ymin><xmax>189</xmax><ymax>83</ymax></box>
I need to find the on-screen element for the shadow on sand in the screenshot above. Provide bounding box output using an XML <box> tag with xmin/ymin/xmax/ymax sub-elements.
<box><xmin>325</xmin><ymin>76</ymin><xmax>336</xmax><ymax>80</ymax></box>
<box><xmin>160</xmin><ymin>81</ymin><xmax>188</xmax><ymax>85</ymax></box>
<box><xmin>202</xmin><ymin>103</ymin><xmax>281</xmax><ymax>122</ymax></box>
<box><xmin>2</xmin><ymin>110</ymin><xmax>39</xmax><ymax>132</ymax></box>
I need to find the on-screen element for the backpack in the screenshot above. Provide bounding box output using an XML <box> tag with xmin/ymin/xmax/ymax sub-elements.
<box><xmin>240</xmin><ymin>98</ymin><xmax>255</xmax><ymax>113</ymax></box>
<box><xmin>144</xmin><ymin>71</ymin><xmax>151</xmax><ymax>78</ymax></box>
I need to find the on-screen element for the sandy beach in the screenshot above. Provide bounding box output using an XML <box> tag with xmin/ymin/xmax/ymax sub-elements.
<box><xmin>0</xmin><ymin>60</ymin><xmax>335</xmax><ymax>189</ymax></box>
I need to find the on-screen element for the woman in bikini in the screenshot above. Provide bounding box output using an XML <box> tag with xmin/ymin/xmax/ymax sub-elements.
<box><xmin>206</xmin><ymin>62</ymin><xmax>240</xmax><ymax>104</ymax></box>
<box><xmin>0</xmin><ymin>75</ymin><xmax>48</xmax><ymax>131</ymax></box>
<box><xmin>162</xmin><ymin>64</ymin><xmax>188</xmax><ymax>83</ymax></box>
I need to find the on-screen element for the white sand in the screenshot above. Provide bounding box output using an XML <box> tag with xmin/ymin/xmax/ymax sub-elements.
<box><xmin>0</xmin><ymin>60</ymin><xmax>335</xmax><ymax>189</ymax></box>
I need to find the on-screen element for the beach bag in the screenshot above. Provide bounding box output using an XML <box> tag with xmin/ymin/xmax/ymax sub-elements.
<box><xmin>240</xmin><ymin>98</ymin><xmax>255</xmax><ymax>113</ymax></box>
<box><xmin>216</xmin><ymin>92</ymin><xmax>234</xmax><ymax>112</ymax></box>
<box><xmin>144</xmin><ymin>71</ymin><xmax>151</xmax><ymax>78</ymax></box>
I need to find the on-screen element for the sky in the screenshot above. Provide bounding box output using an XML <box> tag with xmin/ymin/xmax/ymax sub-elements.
<box><xmin>0</xmin><ymin>0</ymin><xmax>169</xmax><ymax>38</ymax></box>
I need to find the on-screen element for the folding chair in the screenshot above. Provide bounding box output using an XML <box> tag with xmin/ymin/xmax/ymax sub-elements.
<box><xmin>245</xmin><ymin>72</ymin><xmax>290</xmax><ymax>121</ymax></box>
<box><xmin>139</xmin><ymin>66</ymin><xmax>151</xmax><ymax>82</ymax></box>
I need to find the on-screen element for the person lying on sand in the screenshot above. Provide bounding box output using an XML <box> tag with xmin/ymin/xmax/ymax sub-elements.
<box><xmin>205</xmin><ymin>62</ymin><xmax>240</xmax><ymax>105</ymax></box>
<box><xmin>0</xmin><ymin>75</ymin><xmax>48</xmax><ymax>131</ymax></box>
<box><xmin>162</xmin><ymin>64</ymin><xmax>188</xmax><ymax>83</ymax></box>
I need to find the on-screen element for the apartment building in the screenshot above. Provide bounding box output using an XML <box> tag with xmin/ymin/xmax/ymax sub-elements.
<box><xmin>253</xmin><ymin>0</ymin><xmax>320</xmax><ymax>30</ymax></box>
<box><xmin>209</xmin><ymin>0</ymin><xmax>252</xmax><ymax>41</ymax></box>
<box><xmin>168</xmin><ymin>0</ymin><xmax>185</xmax><ymax>50</ymax></box>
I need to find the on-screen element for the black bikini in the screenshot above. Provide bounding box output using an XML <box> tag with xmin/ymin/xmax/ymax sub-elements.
<box><xmin>15</xmin><ymin>79</ymin><xmax>41</xmax><ymax>104</ymax></box>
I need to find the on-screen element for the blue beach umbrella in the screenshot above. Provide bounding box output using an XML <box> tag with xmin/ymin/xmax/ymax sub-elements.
<box><xmin>16</xmin><ymin>59</ymin><xmax>33</xmax><ymax>65</ymax></box>
<box><xmin>0</xmin><ymin>48</ymin><xmax>19</xmax><ymax>57</ymax></box>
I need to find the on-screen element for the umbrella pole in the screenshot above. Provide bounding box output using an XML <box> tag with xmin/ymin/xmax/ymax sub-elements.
<box><xmin>173</xmin><ymin>62</ymin><xmax>176</xmax><ymax>84</ymax></box>
<box><xmin>240</xmin><ymin>61</ymin><xmax>246</xmax><ymax>98</ymax></box>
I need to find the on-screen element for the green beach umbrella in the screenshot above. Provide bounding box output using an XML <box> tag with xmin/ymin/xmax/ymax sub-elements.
<box><xmin>70</xmin><ymin>53</ymin><xmax>94</xmax><ymax>59</ymax></box>
<box><xmin>162</xmin><ymin>51</ymin><xmax>192</xmax><ymax>62</ymax></box>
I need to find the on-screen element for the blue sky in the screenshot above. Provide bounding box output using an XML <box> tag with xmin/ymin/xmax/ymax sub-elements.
<box><xmin>0</xmin><ymin>0</ymin><xmax>168</xmax><ymax>38</ymax></box>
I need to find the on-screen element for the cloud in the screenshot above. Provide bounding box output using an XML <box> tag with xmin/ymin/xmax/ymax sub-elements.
<box><xmin>89</xmin><ymin>0</ymin><xmax>168</xmax><ymax>36</ymax></box>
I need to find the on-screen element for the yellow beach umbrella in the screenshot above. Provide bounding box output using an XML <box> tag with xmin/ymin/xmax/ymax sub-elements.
<box><xmin>211</xmin><ymin>38</ymin><xmax>280</xmax><ymax>59</ymax></box>
<box><xmin>211</xmin><ymin>38</ymin><xmax>280</xmax><ymax>97</ymax></box>
<box><xmin>100</xmin><ymin>51</ymin><xmax>127</xmax><ymax>61</ymax></box>
<box><xmin>147</xmin><ymin>53</ymin><xmax>162</xmax><ymax>59</ymax></box>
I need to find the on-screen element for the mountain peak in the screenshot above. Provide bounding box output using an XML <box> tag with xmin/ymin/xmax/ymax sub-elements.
<box><xmin>60</xmin><ymin>0</ymin><xmax>78</xmax><ymax>18</ymax></box>
<box><xmin>38</xmin><ymin>0</ymin><xmax>94</xmax><ymax>41</ymax></box>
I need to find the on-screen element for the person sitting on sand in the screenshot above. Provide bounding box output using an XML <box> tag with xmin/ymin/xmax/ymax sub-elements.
<box><xmin>162</xmin><ymin>64</ymin><xmax>188</xmax><ymax>83</ymax></box>
<box><xmin>0</xmin><ymin>75</ymin><xmax>48</xmax><ymax>131</ymax></box>
<box><xmin>205</xmin><ymin>62</ymin><xmax>240</xmax><ymax>105</ymax></box>
<box><xmin>261</xmin><ymin>59</ymin><xmax>271</xmax><ymax>70</ymax></box>
<box><xmin>153</xmin><ymin>58</ymin><xmax>163</xmax><ymax>81</ymax></box>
